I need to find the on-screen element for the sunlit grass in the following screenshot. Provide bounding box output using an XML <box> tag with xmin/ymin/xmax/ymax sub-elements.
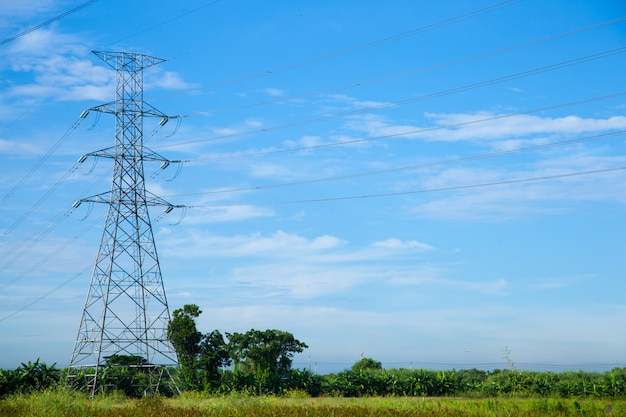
<box><xmin>2</xmin><ymin>389</ymin><xmax>626</xmax><ymax>416</ymax></box>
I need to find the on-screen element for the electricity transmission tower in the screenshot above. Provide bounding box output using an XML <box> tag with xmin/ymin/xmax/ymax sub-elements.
<box><xmin>67</xmin><ymin>51</ymin><xmax>181</xmax><ymax>398</ymax></box>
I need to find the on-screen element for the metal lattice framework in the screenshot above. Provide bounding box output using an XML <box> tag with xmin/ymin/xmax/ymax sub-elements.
<box><xmin>67</xmin><ymin>51</ymin><xmax>180</xmax><ymax>398</ymax></box>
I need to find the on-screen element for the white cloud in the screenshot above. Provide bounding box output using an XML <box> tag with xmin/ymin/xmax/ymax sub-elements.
<box><xmin>262</xmin><ymin>87</ymin><xmax>286</xmax><ymax>97</ymax></box>
<box><xmin>3</xmin><ymin>29</ymin><xmax>112</xmax><ymax>102</ymax></box>
<box><xmin>228</xmin><ymin>230</ymin><xmax>344</xmax><ymax>256</ymax></box>
<box><xmin>326</xmin><ymin>94</ymin><xmax>389</xmax><ymax>110</ymax></box>
<box><xmin>3</xmin><ymin>27</ymin><xmax>195</xmax><ymax>104</ymax></box>
<box><xmin>156</xmin><ymin>228</ymin><xmax>510</xmax><ymax>305</ymax></box>
<box><xmin>192</xmin><ymin>205</ymin><xmax>274</xmax><ymax>223</ymax></box>
<box><xmin>422</xmin><ymin>112</ymin><xmax>626</xmax><ymax>142</ymax></box>
<box><xmin>0</xmin><ymin>0</ymin><xmax>55</xmax><ymax>17</ymax></box>
<box><xmin>146</xmin><ymin>70</ymin><xmax>197</xmax><ymax>91</ymax></box>
<box><xmin>160</xmin><ymin>229</ymin><xmax>436</xmax><ymax>266</ymax></box>
<box><xmin>0</xmin><ymin>138</ymin><xmax>42</xmax><ymax>155</ymax></box>
<box><xmin>371</xmin><ymin>238</ymin><xmax>433</xmax><ymax>251</ymax></box>
<box><xmin>284</xmin><ymin>135</ymin><xmax>324</xmax><ymax>148</ymax></box>
<box><xmin>338</xmin><ymin>110</ymin><xmax>626</xmax><ymax>148</ymax></box>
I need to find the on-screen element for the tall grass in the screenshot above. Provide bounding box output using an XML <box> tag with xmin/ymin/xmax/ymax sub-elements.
<box><xmin>2</xmin><ymin>389</ymin><xmax>625</xmax><ymax>417</ymax></box>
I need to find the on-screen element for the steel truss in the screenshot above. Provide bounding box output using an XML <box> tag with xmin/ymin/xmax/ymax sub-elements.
<box><xmin>67</xmin><ymin>51</ymin><xmax>180</xmax><ymax>398</ymax></box>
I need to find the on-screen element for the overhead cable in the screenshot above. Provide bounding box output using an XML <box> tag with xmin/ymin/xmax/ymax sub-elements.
<box><xmin>0</xmin><ymin>265</ymin><xmax>91</xmax><ymax>323</ymax></box>
<box><xmin>191</xmin><ymin>16</ymin><xmax>626</xmax><ymax>117</ymax></box>
<box><xmin>187</xmin><ymin>167</ymin><xmax>626</xmax><ymax>208</ymax></box>
<box><xmin>0</xmin><ymin>167</ymin><xmax>111</xmax><ymax>273</ymax></box>
<box><xmin>0</xmin><ymin>116</ymin><xmax>84</xmax><ymax>208</ymax></box>
<box><xmin>189</xmin><ymin>91</ymin><xmax>626</xmax><ymax>161</ymax></box>
<box><xmin>0</xmin><ymin>0</ymin><xmax>98</xmax><ymax>47</ymax></box>
<box><xmin>154</xmin><ymin>47</ymin><xmax>626</xmax><ymax>149</ymax></box>
<box><xmin>164</xmin><ymin>130</ymin><xmax>626</xmax><ymax>198</ymax></box>
<box><xmin>107</xmin><ymin>0</ymin><xmax>220</xmax><ymax>46</ymax></box>
<box><xmin>0</xmin><ymin>215</ymin><xmax>103</xmax><ymax>293</ymax></box>
<box><xmin>150</xmin><ymin>0</ymin><xmax>523</xmax><ymax>99</ymax></box>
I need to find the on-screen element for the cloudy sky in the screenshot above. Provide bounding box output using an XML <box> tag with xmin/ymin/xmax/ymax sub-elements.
<box><xmin>0</xmin><ymin>0</ymin><xmax>625</xmax><ymax>372</ymax></box>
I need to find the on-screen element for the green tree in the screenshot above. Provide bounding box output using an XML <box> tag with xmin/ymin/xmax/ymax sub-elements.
<box><xmin>197</xmin><ymin>329</ymin><xmax>231</xmax><ymax>390</ymax></box>
<box><xmin>227</xmin><ymin>329</ymin><xmax>308</xmax><ymax>393</ymax></box>
<box><xmin>167</xmin><ymin>305</ymin><xmax>231</xmax><ymax>392</ymax></box>
<box><xmin>167</xmin><ymin>304</ymin><xmax>203</xmax><ymax>389</ymax></box>
<box><xmin>351</xmin><ymin>357</ymin><xmax>382</xmax><ymax>373</ymax></box>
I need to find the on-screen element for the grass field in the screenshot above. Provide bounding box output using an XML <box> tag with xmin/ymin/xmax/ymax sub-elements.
<box><xmin>1</xmin><ymin>390</ymin><xmax>626</xmax><ymax>417</ymax></box>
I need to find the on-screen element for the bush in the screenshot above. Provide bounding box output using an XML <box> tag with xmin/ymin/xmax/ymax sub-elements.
<box><xmin>0</xmin><ymin>360</ymin><xmax>60</xmax><ymax>398</ymax></box>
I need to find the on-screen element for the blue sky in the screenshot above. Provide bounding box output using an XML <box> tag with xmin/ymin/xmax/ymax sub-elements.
<box><xmin>0</xmin><ymin>0</ymin><xmax>625</xmax><ymax>373</ymax></box>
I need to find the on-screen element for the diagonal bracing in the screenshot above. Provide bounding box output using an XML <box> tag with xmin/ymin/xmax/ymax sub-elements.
<box><xmin>67</xmin><ymin>51</ymin><xmax>181</xmax><ymax>398</ymax></box>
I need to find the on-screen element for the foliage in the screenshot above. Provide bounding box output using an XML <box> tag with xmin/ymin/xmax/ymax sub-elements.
<box><xmin>226</xmin><ymin>328</ymin><xmax>308</xmax><ymax>393</ymax></box>
<box><xmin>2</xmin><ymin>391</ymin><xmax>626</xmax><ymax>417</ymax></box>
<box><xmin>319</xmin><ymin>367</ymin><xmax>626</xmax><ymax>399</ymax></box>
<box><xmin>167</xmin><ymin>304</ymin><xmax>307</xmax><ymax>394</ymax></box>
<box><xmin>2</xmin><ymin>358</ymin><xmax>626</xmax><ymax>401</ymax></box>
<box><xmin>351</xmin><ymin>357</ymin><xmax>382</xmax><ymax>373</ymax></box>
<box><xmin>0</xmin><ymin>359</ymin><xmax>60</xmax><ymax>398</ymax></box>
<box><xmin>105</xmin><ymin>354</ymin><xmax>149</xmax><ymax>366</ymax></box>
<box><xmin>4</xmin><ymin>306</ymin><xmax>626</xmax><ymax>400</ymax></box>
<box><xmin>167</xmin><ymin>304</ymin><xmax>204</xmax><ymax>389</ymax></box>
<box><xmin>197</xmin><ymin>329</ymin><xmax>231</xmax><ymax>391</ymax></box>
<box><xmin>159</xmin><ymin>303</ymin><xmax>626</xmax><ymax>399</ymax></box>
<box><xmin>167</xmin><ymin>304</ymin><xmax>231</xmax><ymax>392</ymax></box>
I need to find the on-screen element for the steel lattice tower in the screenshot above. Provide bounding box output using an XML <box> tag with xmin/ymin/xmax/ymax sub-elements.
<box><xmin>67</xmin><ymin>51</ymin><xmax>180</xmax><ymax>397</ymax></box>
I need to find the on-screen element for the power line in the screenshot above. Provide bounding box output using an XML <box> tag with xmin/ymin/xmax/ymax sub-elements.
<box><xmin>0</xmin><ymin>160</ymin><xmax>173</xmax><ymax>300</ymax></box>
<box><xmin>150</xmin><ymin>0</ymin><xmax>523</xmax><ymax>99</ymax></box>
<box><xmin>3</xmin><ymin>166</ymin><xmax>618</xmax><ymax>321</ymax></box>
<box><xmin>187</xmin><ymin>91</ymin><xmax>626</xmax><ymax>161</ymax></box>
<box><xmin>186</xmin><ymin>167</ymin><xmax>626</xmax><ymax>208</ymax></box>
<box><xmin>0</xmin><ymin>215</ymin><xmax>103</xmax><ymax>293</ymax></box>
<box><xmin>0</xmin><ymin>116</ymin><xmax>85</xmax><ymax>208</ymax></box>
<box><xmin>164</xmin><ymin>130</ymin><xmax>626</xmax><ymax>198</ymax></box>
<box><xmin>0</xmin><ymin>0</ymin><xmax>98</xmax><ymax>47</ymax></box>
<box><xmin>186</xmin><ymin>16</ymin><xmax>626</xmax><ymax>117</ymax></box>
<box><xmin>154</xmin><ymin>47</ymin><xmax>626</xmax><ymax>149</ymax></box>
<box><xmin>0</xmin><ymin>265</ymin><xmax>92</xmax><ymax>324</ymax></box>
<box><xmin>0</xmin><ymin>160</ymin><xmax>83</xmax><ymax>242</ymax></box>
<box><xmin>107</xmin><ymin>0</ymin><xmax>220</xmax><ymax>46</ymax></box>
<box><xmin>0</xmin><ymin>166</ymin><xmax>112</xmax><ymax>275</ymax></box>
<box><xmin>0</xmin><ymin>108</ymin><xmax>172</xmax><ymax>250</ymax></box>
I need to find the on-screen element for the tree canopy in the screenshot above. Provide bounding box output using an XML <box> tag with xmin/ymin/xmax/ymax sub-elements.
<box><xmin>227</xmin><ymin>328</ymin><xmax>308</xmax><ymax>376</ymax></box>
<box><xmin>167</xmin><ymin>304</ymin><xmax>229</xmax><ymax>390</ymax></box>
<box><xmin>351</xmin><ymin>357</ymin><xmax>382</xmax><ymax>373</ymax></box>
<box><xmin>167</xmin><ymin>304</ymin><xmax>307</xmax><ymax>393</ymax></box>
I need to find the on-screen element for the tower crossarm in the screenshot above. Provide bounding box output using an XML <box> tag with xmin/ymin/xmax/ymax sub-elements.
<box><xmin>92</xmin><ymin>50</ymin><xmax>166</xmax><ymax>70</ymax></box>
<box><xmin>82</xmin><ymin>102</ymin><xmax>181</xmax><ymax>128</ymax></box>
<box><xmin>73</xmin><ymin>190</ymin><xmax>184</xmax><ymax>210</ymax></box>
<box><xmin>80</xmin><ymin>146</ymin><xmax>182</xmax><ymax>165</ymax></box>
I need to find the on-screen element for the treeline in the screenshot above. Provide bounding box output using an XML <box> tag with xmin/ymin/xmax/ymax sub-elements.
<box><xmin>319</xmin><ymin>362</ymin><xmax>626</xmax><ymax>398</ymax></box>
<box><xmin>166</xmin><ymin>305</ymin><xmax>626</xmax><ymax>398</ymax></box>
<box><xmin>2</xmin><ymin>359</ymin><xmax>626</xmax><ymax>399</ymax></box>
<box><xmin>2</xmin><ymin>304</ymin><xmax>625</xmax><ymax>399</ymax></box>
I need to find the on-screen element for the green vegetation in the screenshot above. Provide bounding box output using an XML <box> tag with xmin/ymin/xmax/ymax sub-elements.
<box><xmin>0</xmin><ymin>359</ymin><xmax>60</xmax><ymax>397</ymax></box>
<box><xmin>2</xmin><ymin>303</ymin><xmax>625</xmax><ymax>417</ymax></box>
<box><xmin>167</xmin><ymin>304</ymin><xmax>308</xmax><ymax>394</ymax></box>
<box><xmin>163</xmin><ymin>305</ymin><xmax>626</xmax><ymax>399</ymax></box>
<box><xmin>351</xmin><ymin>357</ymin><xmax>383</xmax><ymax>372</ymax></box>
<box><xmin>1</xmin><ymin>390</ymin><xmax>626</xmax><ymax>417</ymax></box>
<box><xmin>2</xmin><ymin>359</ymin><xmax>626</xmax><ymax>400</ymax></box>
<box><xmin>321</xmin><ymin>366</ymin><xmax>626</xmax><ymax>398</ymax></box>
